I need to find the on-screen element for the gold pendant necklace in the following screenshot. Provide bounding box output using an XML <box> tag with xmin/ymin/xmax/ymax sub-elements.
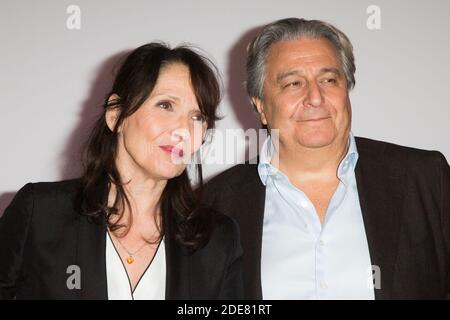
<box><xmin>115</xmin><ymin>237</ymin><xmax>149</xmax><ymax>264</ymax></box>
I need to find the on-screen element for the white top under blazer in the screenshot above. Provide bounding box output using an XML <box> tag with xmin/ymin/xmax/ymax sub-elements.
<box><xmin>106</xmin><ymin>232</ymin><xmax>166</xmax><ymax>300</ymax></box>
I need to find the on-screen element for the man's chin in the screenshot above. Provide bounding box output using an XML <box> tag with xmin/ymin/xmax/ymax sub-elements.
<box><xmin>295</xmin><ymin>134</ymin><xmax>336</xmax><ymax>149</ymax></box>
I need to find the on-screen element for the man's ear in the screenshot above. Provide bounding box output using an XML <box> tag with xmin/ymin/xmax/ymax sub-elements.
<box><xmin>251</xmin><ymin>97</ymin><xmax>268</xmax><ymax>125</ymax></box>
<box><xmin>105</xmin><ymin>94</ymin><xmax>121</xmax><ymax>132</ymax></box>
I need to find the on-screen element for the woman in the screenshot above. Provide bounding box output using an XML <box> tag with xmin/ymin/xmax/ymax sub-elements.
<box><xmin>0</xmin><ymin>43</ymin><xmax>243</xmax><ymax>299</ymax></box>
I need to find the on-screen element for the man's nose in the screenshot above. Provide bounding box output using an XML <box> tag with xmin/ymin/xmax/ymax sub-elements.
<box><xmin>303</xmin><ymin>82</ymin><xmax>324</xmax><ymax>107</ymax></box>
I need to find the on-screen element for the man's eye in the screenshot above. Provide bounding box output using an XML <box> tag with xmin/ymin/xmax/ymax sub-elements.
<box><xmin>324</xmin><ymin>78</ymin><xmax>337</xmax><ymax>84</ymax></box>
<box><xmin>285</xmin><ymin>81</ymin><xmax>301</xmax><ymax>88</ymax></box>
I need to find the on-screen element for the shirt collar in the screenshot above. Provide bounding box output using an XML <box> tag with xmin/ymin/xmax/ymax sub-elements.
<box><xmin>257</xmin><ymin>132</ymin><xmax>359</xmax><ymax>186</ymax></box>
<box><xmin>257</xmin><ymin>134</ymin><xmax>278</xmax><ymax>186</ymax></box>
<box><xmin>337</xmin><ymin>133</ymin><xmax>359</xmax><ymax>185</ymax></box>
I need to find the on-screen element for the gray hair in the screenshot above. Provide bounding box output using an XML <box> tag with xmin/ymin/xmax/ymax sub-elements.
<box><xmin>246</xmin><ymin>18</ymin><xmax>356</xmax><ymax>100</ymax></box>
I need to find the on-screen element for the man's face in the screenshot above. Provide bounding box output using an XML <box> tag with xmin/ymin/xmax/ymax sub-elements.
<box><xmin>253</xmin><ymin>37</ymin><xmax>352</xmax><ymax>153</ymax></box>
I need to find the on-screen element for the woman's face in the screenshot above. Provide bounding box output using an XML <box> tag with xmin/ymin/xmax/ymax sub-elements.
<box><xmin>109</xmin><ymin>63</ymin><xmax>207</xmax><ymax>181</ymax></box>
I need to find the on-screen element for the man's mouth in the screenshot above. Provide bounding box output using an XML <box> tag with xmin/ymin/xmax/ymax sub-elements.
<box><xmin>298</xmin><ymin>116</ymin><xmax>331</xmax><ymax>122</ymax></box>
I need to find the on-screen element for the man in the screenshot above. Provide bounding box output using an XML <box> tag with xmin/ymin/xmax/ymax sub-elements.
<box><xmin>204</xmin><ymin>18</ymin><xmax>450</xmax><ymax>299</ymax></box>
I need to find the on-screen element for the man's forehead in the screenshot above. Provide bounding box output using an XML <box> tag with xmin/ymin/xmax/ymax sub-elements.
<box><xmin>266</xmin><ymin>38</ymin><xmax>342</xmax><ymax>75</ymax></box>
<box><xmin>268</xmin><ymin>38</ymin><xmax>339</xmax><ymax>61</ymax></box>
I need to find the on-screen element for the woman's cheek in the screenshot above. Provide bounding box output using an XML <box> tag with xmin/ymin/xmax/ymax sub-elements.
<box><xmin>188</xmin><ymin>125</ymin><xmax>203</xmax><ymax>152</ymax></box>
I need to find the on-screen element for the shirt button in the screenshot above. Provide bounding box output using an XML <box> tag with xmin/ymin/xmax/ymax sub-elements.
<box><xmin>320</xmin><ymin>282</ymin><xmax>328</xmax><ymax>290</ymax></box>
<box><xmin>300</xmin><ymin>201</ymin><xmax>308</xmax><ymax>208</ymax></box>
<box><xmin>319</xmin><ymin>240</ymin><xmax>325</xmax><ymax>246</ymax></box>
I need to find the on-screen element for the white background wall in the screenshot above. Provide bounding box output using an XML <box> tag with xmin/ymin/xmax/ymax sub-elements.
<box><xmin>1</xmin><ymin>0</ymin><xmax>449</xmax><ymax>215</ymax></box>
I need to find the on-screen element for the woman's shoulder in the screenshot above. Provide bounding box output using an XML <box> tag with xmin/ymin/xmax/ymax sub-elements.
<box><xmin>0</xmin><ymin>179</ymin><xmax>84</xmax><ymax>244</ymax></box>
<box><xmin>7</xmin><ymin>179</ymin><xmax>83</xmax><ymax>216</ymax></box>
<box><xmin>14</xmin><ymin>179</ymin><xmax>82</xmax><ymax>203</ymax></box>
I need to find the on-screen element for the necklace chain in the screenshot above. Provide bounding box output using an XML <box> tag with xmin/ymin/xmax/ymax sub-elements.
<box><xmin>115</xmin><ymin>237</ymin><xmax>149</xmax><ymax>257</ymax></box>
<box><xmin>110</xmin><ymin>232</ymin><xmax>152</xmax><ymax>264</ymax></box>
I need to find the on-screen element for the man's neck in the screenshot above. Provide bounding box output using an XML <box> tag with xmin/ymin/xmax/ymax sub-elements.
<box><xmin>275</xmin><ymin>138</ymin><xmax>349</xmax><ymax>182</ymax></box>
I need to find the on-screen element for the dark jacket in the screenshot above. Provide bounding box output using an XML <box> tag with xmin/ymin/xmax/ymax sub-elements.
<box><xmin>203</xmin><ymin>137</ymin><xmax>450</xmax><ymax>299</ymax></box>
<box><xmin>0</xmin><ymin>178</ymin><xmax>243</xmax><ymax>300</ymax></box>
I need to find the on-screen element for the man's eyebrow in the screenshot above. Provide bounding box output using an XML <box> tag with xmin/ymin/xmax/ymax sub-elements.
<box><xmin>276</xmin><ymin>67</ymin><xmax>342</xmax><ymax>83</ymax></box>
<box><xmin>276</xmin><ymin>70</ymin><xmax>303</xmax><ymax>83</ymax></box>
<box><xmin>319</xmin><ymin>67</ymin><xmax>342</xmax><ymax>76</ymax></box>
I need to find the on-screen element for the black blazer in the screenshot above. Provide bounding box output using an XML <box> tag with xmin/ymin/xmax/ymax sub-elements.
<box><xmin>0</xmin><ymin>178</ymin><xmax>243</xmax><ymax>300</ymax></box>
<box><xmin>203</xmin><ymin>137</ymin><xmax>450</xmax><ymax>299</ymax></box>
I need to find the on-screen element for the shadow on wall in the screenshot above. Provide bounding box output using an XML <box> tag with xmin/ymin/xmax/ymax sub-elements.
<box><xmin>0</xmin><ymin>50</ymin><xmax>132</xmax><ymax>218</ymax></box>
<box><xmin>59</xmin><ymin>49</ymin><xmax>132</xmax><ymax>180</ymax></box>
<box><xmin>226</xmin><ymin>25</ymin><xmax>263</xmax><ymax>132</ymax></box>
<box><xmin>225</xmin><ymin>25</ymin><xmax>266</xmax><ymax>164</ymax></box>
<box><xmin>0</xmin><ymin>192</ymin><xmax>16</xmax><ymax>218</ymax></box>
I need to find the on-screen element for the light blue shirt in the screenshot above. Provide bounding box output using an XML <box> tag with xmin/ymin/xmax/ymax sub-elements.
<box><xmin>258</xmin><ymin>133</ymin><xmax>375</xmax><ymax>300</ymax></box>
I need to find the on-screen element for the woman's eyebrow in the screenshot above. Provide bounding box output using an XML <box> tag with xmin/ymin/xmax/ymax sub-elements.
<box><xmin>151</xmin><ymin>92</ymin><xmax>181</xmax><ymax>102</ymax></box>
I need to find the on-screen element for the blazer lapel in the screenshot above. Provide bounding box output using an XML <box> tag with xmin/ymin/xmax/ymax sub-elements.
<box><xmin>74</xmin><ymin>177</ymin><xmax>193</xmax><ymax>300</ymax></box>
<box><xmin>77</xmin><ymin>214</ymin><xmax>108</xmax><ymax>299</ymax></box>
<box><xmin>76</xmin><ymin>177</ymin><xmax>108</xmax><ymax>300</ymax></box>
<box><xmin>229</xmin><ymin>164</ymin><xmax>266</xmax><ymax>299</ymax></box>
<box><xmin>355</xmin><ymin>138</ymin><xmax>405</xmax><ymax>300</ymax></box>
<box><xmin>164</xmin><ymin>206</ymin><xmax>190</xmax><ymax>299</ymax></box>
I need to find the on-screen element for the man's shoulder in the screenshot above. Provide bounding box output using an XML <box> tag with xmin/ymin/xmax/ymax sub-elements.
<box><xmin>355</xmin><ymin>136</ymin><xmax>447</xmax><ymax>167</ymax></box>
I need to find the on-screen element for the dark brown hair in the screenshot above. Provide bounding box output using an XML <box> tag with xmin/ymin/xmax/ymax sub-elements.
<box><xmin>78</xmin><ymin>42</ymin><xmax>221</xmax><ymax>251</ymax></box>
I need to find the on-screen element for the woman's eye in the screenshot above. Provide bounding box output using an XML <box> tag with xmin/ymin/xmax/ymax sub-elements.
<box><xmin>192</xmin><ymin>114</ymin><xmax>205</xmax><ymax>122</ymax></box>
<box><xmin>157</xmin><ymin>101</ymin><xmax>172</xmax><ymax>110</ymax></box>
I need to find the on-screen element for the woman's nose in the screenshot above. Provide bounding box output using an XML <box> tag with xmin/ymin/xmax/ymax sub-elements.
<box><xmin>171</xmin><ymin>127</ymin><xmax>189</xmax><ymax>142</ymax></box>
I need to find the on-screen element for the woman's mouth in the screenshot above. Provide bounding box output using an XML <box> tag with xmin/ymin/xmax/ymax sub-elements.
<box><xmin>159</xmin><ymin>145</ymin><xmax>184</xmax><ymax>158</ymax></box>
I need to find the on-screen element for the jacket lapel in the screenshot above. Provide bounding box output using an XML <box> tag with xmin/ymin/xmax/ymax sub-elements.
<box><xmin>229</xmin><ymin>164</ymin><xmax>266</xmax><ymax>299</ymax></box>
<box><xmin>77</xmin><ymin>214</ymin><xmax>108</xmax><ymax>299</ymax></box>
<box><xmin>74</xmin><ymin>177</ymin><xmax>192</xmax><ymax>300</ymax></box>
<box><xmin>164</xmin><ymin>208</ymin><xmax>190</xmax><ymax>300</ymax></box>
<box><xmin>355</xmin><ymin>138</ymin><xmax>405</xmax><ymax>300</ymax></box>
<box><xmin>233</xmin><ymin>139</ymin><xmax>405</xmax><ymax>299</ymax></box>
<box><xmin>76</xmin><ymin>177</ymin><xmax>108</xmax><ymax>300</ymax></box>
